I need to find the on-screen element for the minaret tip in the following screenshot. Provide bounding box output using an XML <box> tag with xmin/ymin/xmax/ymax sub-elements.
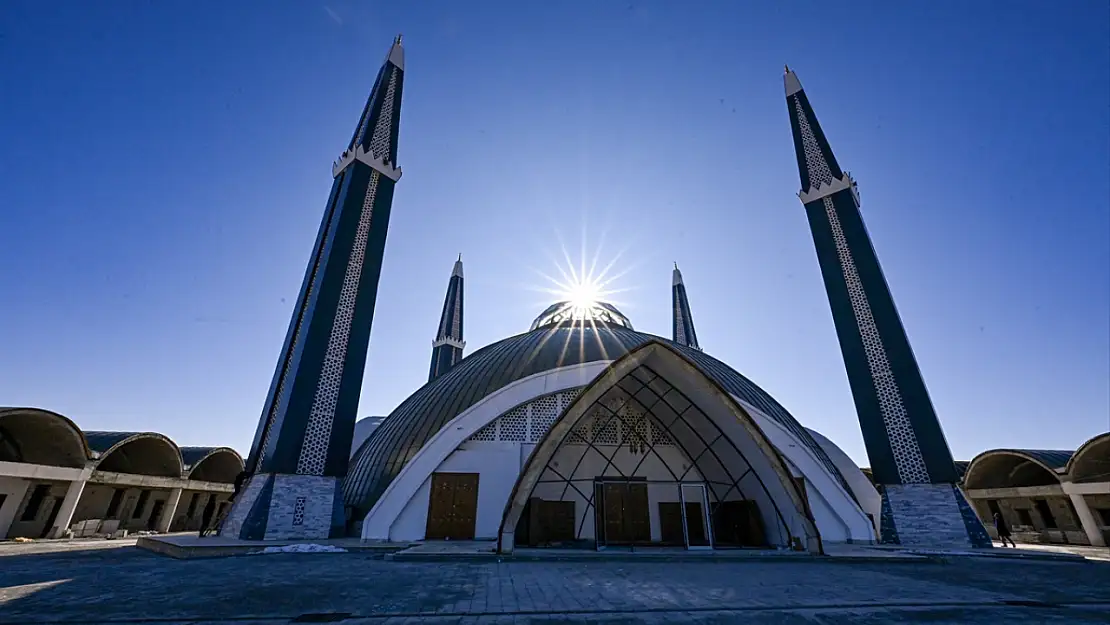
<box><xmin>672</xmin><ymin>263</ymin><xmax>683</xmax><ymax>286</ymax></box>
<box><xmin>784</xmin><ymin>64</ymin><xmax>790</xmax><ymax>74</ymax></box>
<box><xmin>784</xmin><ymin>65</ymin><xmax>802</xmax><ymax>97</ymax></box>
<box><xmin>458</xmin><ymin>253</ymin><xmax>462</xmax><ymax>262</ymax></box>
<box><xmin>387</xmin><ymin>34</ymin><xmax>405</xmax><ymax>70</ymax></box>
<box><xmin>452</xmin><ymin>255</ymin><xmax>464</xmax><ymax>278</ymax></box>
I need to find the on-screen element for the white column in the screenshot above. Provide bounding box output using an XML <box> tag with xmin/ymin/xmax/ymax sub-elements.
<box><xmin>1066</xmin><ymin>488</ymin><xmax>1106</xmax><ymax>547</ymax></box>
<box><xmin>0</xmin><ymin>480</ymin><xmax>31</xmax><ymax>539</ymax></box>
<box><xmin>156</xmin><ymin>488</ymin><xmax>183</xmax><ymax>533</ymax></box>
<box><xmin>47</xmin><ymin>476</ymin><xmax>88</xmax><ymax>539</ymax></box>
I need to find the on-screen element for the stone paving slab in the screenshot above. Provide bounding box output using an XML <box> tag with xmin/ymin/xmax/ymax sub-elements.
<box><xmin>1</xmin><ymin>542</ymin><xmax>1109</xmax><ymax>623</ymax></box>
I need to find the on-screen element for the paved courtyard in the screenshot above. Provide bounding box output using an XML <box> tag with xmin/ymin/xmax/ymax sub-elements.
<box><xmin>1</xmin><ymin>540</ymin><xmax>1109</xmax><ymax>624</ymax></box>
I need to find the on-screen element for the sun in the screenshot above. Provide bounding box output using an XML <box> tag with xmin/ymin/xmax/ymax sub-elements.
<box><xmin>566</xmin><ymin>279</ymin><xmax>601</xmax><ymax>314</ymax></box>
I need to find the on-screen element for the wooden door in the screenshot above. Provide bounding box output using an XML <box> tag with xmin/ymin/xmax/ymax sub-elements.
<box><xmin>425</xmin><ymin>473</ymin><xmax>479</xmax><ymax>540</ymax></box>
<box><xmin>599</xmin><ymin>481</ymin><xmax>650</xmax><ymax>544</ymax></box>
<box><xmin>451</xmin><ymin>474</ymin><xmax>478</xmax><ymax>538</ymax></box>
<box><xmin>626</xmin><ymin>483</ymin><xmax>650</xmax><ymax>542</ymax></box>
<box><xmin>684</xmin><ymin>501</ymin><xmax>707</xmax><ymax>545</ymax></box>
<box><xmin>541</xmin><ymin>500</ymin><xmax>576</xmax><ymax>542</ymax></box>
<box><xmin>602</xmin><ymin>483</ymin><xmax>625</xmax><ymax>543</ymax></box>
<box><xmin>659</xmin><ymin>502</ymin><xmax>684</xmax><ymax>545</ymax></box>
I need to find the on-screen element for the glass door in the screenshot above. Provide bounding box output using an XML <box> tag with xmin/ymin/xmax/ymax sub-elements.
<box><xmin>680</xmin><ymin>483</ymin><xmax>713</xmax><ymax>550</ymax></box>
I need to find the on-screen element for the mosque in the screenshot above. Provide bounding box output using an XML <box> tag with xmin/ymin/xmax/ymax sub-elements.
<box><xmin>2</xmin><ymin>36</ymin><xmax>1106</xmax><ymax>551</ymax></box>
<box><xmin>213</xmin><ymin>35</ymin><xmax>990</xmax><ymax>553</ymax></box>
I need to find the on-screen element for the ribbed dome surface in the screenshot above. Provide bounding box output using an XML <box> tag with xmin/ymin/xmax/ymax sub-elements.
<box><xmin>344</xmin><ymin>323</ymin><xmax>853</xmax><ymax>519</ymax></box>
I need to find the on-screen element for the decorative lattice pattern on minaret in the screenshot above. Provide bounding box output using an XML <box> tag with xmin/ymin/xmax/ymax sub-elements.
<box><xmin>794</xmin><ymin>97</ymin><xmax>834</xmax><ymax>188</ymax></box>
<box><xmin>673</xmin><ymin>295</ymin><xmax>688</xmax><ymax>345</ymax></box>
<box><xmin>822</xmin><ymin>196</ymin><xmax>929</xmax><ymax>484</ymax></box>
<box><xmin>297</xmin><ymin>171</ymin><xmax>381</xmax><ymax>475</ymax></box>
<box><xmin>450</xmin><ymin>289</ymin><xmax>461</xmax><ymax>338</ymax></box>
<box><xmin>367</xmin><ymin>68</ymin><xmax>398</xmax><ymax>161</ymax></box>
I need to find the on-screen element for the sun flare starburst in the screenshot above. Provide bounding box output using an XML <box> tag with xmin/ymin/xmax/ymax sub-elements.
<box><xmin>526</xmin><ymin>231</ymin><xmax>636</xmax><ymax>324</ymax></box>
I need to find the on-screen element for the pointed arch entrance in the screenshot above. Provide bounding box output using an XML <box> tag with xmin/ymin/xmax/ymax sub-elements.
<box><xmin>497</xmin><ymin>341</ymin><xmax>821</xmax><ymax>554</ymax></box>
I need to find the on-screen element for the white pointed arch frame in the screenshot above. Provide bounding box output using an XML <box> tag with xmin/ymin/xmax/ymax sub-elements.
<box><xmin>497</xmin><ymin>341</ymin><xmax>822</xmax><ymax>554</ymax></box>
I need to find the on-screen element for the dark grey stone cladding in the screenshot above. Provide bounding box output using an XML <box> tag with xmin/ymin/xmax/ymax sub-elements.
<box><xmin>343</xmin><ymin>323</ymin><xmax>856</xmax><ymax>520</ymax></box>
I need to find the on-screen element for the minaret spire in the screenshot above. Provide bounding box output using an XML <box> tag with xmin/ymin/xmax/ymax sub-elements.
<box><xmin>671</xmin><ymin>264</ymin><xmax>700</xmax><ymax>351</ymax></box>
<box><xmin>223</xmin><ymin>36</ymin><xmax>407</xmax><ymax>541</ymax></box>
<box><xmin>785</xmin><ymin>68</ymin><xmax>990</xmax><ymax>548</ymax></box>
<box><xmin>429</xmin><ymin>256</ymin><xmax>466</xmax><ymax>381</ymax></box>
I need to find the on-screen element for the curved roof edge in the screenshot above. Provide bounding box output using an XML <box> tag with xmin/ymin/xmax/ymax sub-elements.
<box><xmin>181</xmin><ymin>446</ymin><xmax>245</xmax><ymax>471</ymax></box>
<box><xmin>0</xmin><ymin>406</ymin><xmax>92</xmax><ymax>461</ymax></box>
<box><xmin>87</xmin><ymin>431</ymin><xmax>186</xmax><ymax>474</ymax></box>
<box><xmin>1066</xmin><ymin>432</ymin><xmax>1110</xmax><ymax>475</ymax></box>
<box><xmin>966</xmin><ymin>448</ymin><xmax>1073</xmax><ymax>474</ymax></box>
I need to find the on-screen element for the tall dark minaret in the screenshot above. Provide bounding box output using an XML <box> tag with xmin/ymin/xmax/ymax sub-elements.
<box><xmin>221</xmin><ymin>36</ymin><xmax>407</xmax><ymax>541</ymax></box>
<box><xmin>671</xmin><ymin>263</ymin><xmax>701</xmax><ymax>350</ymax></box>
<box><xmin>784</xmin><ymin>67</ymin><xmax>990</xmax><ymax>548</ymax></box>
<box><xmin>429</xmin><ymin>255</ymin><xmax>465</xmax><ymax>381</ymax></box>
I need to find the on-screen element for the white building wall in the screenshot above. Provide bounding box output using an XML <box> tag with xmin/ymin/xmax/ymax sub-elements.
<box><xmin>390</xmin><ymin>441</ymin><xmax>523</xmax><ymax>541</ymax></box>
<box><xmin>738</xmin><ymin>401</ymin><xmax>875</xmax><ymax>543</ymax></box>
<box><xmin>806</xmin><ymin>427</ymin><xmax>881</xmax><ymax>538</ymax></box>
<box><xmin>0</xmin><ymin>477</ymin><xmax>31</xmax><ymax>539</ymax></box>
<box><xmin>72</xmin><ymin>484</ymin><xmax>120</xmax><ymax>523</ymax></box>
<box><xmin>4</xmin><ymin>481</ymin><xmax>68</xmax><ymax>539</ymax></box>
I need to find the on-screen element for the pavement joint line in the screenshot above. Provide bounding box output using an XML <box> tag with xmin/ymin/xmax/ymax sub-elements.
<box><xmin>6</xmin><ymin>599</ymin><xmax>1110</xmax><ymax>624</ymax></box>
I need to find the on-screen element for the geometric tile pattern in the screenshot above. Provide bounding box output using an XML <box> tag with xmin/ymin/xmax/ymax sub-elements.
<box><xmin>822</xmin><ymin>196</ymin><xmax>930</xmax><ymax>484</ymax></box>
<box><xmin>297</xmin><ymin>170</ymin><xmax>382</xmax><ymax>475</ymax></box>
<box><xmin>794</xmin><ymin>96</ymin><xmax>834</xmax><ymax>188</ymax></box>
<box><xmin>529</xmin><ymin>394</ymin><xmax>560</xmax><ymax>440</ymax></box>
<box><xmin>464</xmin><ymin>389</ymin><xmax>584</xmax><ymax>444</ymax></box>
<box><xmin>292</xmin><ymin>496</ymin><xmax>306</xmax><ymax>526</ymax></box>
<box><xmin>368</xmin><ymin>68</ymin><xmax>398</xmax><ymax>161</ymax></box>
<box><xmin>470</xmin><ymin>420</ymin><xmax>497</xmax><ymax>442</ymax></box>
<box><xmin>566</xmin><ymin>405</ymin><xmax>676</xmax><ymax>449</ymax></box>
<box><xmin>499</xmin><ymin>405</ymin><xmax>529</xmax><ymax>442</ymax></box>
<box><xmin>594</xmin><ymin>417</ymin><xmax>620</xmax><ymax>445</ymax></box>
<box><xmin>456</xmin><ymin>386</ymin><xmax>692</xmax><ymax>449</ymax></box>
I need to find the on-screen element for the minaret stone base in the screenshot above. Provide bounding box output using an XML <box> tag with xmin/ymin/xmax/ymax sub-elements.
<box><xmin>878</xmin><ymin>483</ymin><xmax>993</xmax><ymax>548</ymax></box>
<box><xmin>220</xmin><ymin>474</ymin><xmax>344</xmax><ymax>540</ymax></box>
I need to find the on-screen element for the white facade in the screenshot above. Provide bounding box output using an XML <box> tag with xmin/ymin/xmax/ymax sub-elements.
<box><xmin>361</xmin><ymin>362</ymin><xmax>877</xmax><ymax>546</ymax></box>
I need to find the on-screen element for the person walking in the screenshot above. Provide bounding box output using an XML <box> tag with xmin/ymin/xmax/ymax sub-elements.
<box><xmin>994</xmin><ymin>511</ymin><xmax>1017</xmax><ymax>547</ymax></box>
<box><xmin>231</xmin><ymin>471</ymin><xmax>248</xmax><ymax>503</ymax></box>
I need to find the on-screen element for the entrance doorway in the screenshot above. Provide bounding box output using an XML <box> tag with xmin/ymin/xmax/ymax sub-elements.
<box><xmin>680</xmin><ymin>483</ymin><xmax>712</xmax><ymax>549</ymax></box>
<box><xmin>147</xmin><ymin>500</ymin><xmax>165</xmax><ymax>531</ymax></box>
<box><xmin>40</xmin><ymin>497</ymin><xmax>64</xmax><ymax>538</ymax></box>
<box><xmin>594</xmin><ymin>478</ymin><xmax>650</xmax><ymax>548</ymax></box>
<box><xmin>426</xmin><ymin>473</ymin><xmax>479</xmax><ymax>540</ymax></box>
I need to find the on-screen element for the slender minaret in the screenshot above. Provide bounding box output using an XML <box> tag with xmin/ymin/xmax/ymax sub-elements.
<box><xmin>671</xmin><ymin>263</ymin><xmax>700</xmax><ymax>350</ymax></box>
<box><xmin>428</xmin><ymin>255</ymin><xmax>465</xmax><ymax>381</ymax></box>
<box><xmin>221</xmin><ymin>36</ymin><xmax>406</xmax><ymax>541</ymax></box>
<box><xmin>784</xmin><ymin>67</ymin><xmax>990</xmax><ymax>548</ymax></box>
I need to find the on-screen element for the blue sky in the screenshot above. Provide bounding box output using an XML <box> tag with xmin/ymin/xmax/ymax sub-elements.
<box><xmin>1</xmin><ymin>1</ymin><xmax>1107</xmax><ymax>465</ymax></box>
